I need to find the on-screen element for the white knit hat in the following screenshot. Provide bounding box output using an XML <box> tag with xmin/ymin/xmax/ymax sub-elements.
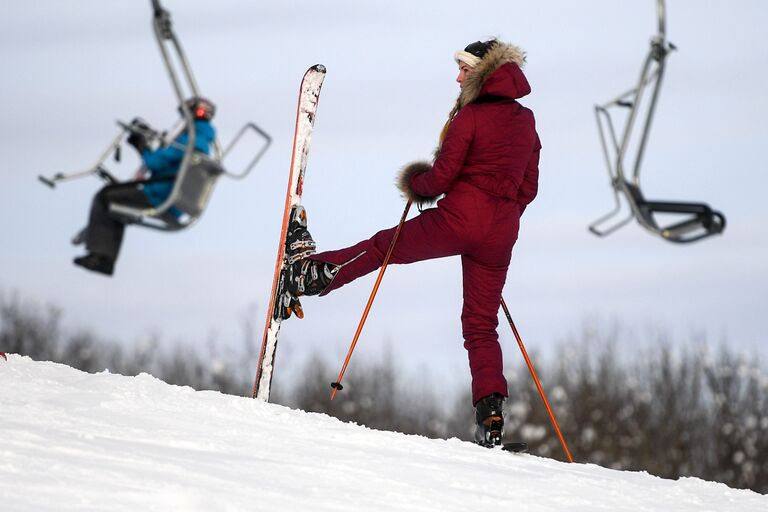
<box><xmin>454</xmin><ymin>51</ymin><xmax>481</xmax><ymax>67</ymax></box>
<box><xmin>454</xmin><ymin>40</ymin><xmax>498</xmax><ymax>67</ymax></box>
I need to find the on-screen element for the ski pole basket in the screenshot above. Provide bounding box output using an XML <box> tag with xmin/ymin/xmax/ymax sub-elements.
<box><xmin>588</xmin><ymin>0</ymin><xmax>726</xmax><ymax>243</ymax></box>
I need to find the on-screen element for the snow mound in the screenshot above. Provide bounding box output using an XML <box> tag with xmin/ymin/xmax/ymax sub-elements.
<box><xmin>1</xmin><ymin>355</ymin><xmax>765</xmax><ymax>511</ymax></box>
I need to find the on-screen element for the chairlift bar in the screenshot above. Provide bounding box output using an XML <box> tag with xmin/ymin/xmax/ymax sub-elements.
<box><xmin>616</xmin><ymin>54</ymin><xmax>657</xmax><ymax>186</ymax></box>
<box><xmin>38</xmin><ymin>130</ymin><xmax>125</xmax><ymax>188</ymax></box>
<box><xmin>148</xmin><ymin>0</ymin><xmax>198</xmax><ymax>214</ymax></box>
<box><xmin>595</xmin><ymin>66</ymin><xmax>662</xmax><ymax>113</ymax></box>
<box><xmin>589</xmin><ymin>107</ymin><xmax>632</xmax><ymax>236</ymax></box>
<box><xmin>589</xmin><ymin>0</ymin><xmax>671</xmax><ymax>237</ymax></box>
<box><xmin>221</xmin><ymin>123</ymin><xmax>274</xmax><ymax>179</ymax></box>
<box><xmin>115</xmin><ymin>0</ymin><xmax>201</xmax><ymax>221</ymax></box>
<box><xmin>630</xmin><ymin>44</ymin><xmax>669</xmax><ymax>184</ymax></box>
<box><xmin>656</xmin><ymin>0</ymin><xmax>666</xmax><ymax>37</ymax></box>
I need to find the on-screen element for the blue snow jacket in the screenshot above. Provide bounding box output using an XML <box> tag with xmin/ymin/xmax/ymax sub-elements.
<box><xmin>141</xmin><ymin>120</ymin><xmax>216</xmax><ymax>217</ymax></box>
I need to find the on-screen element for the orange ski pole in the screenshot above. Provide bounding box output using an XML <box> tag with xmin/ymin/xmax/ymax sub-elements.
<box><xmin>330</xmin><ymin>200</ymin><xmax>412</xmax><ymax>399</ymax></box>
<box><xmin>500</xmin><ymin>297</ymin><xmax>574</xmax><ymax>463</ymax></box>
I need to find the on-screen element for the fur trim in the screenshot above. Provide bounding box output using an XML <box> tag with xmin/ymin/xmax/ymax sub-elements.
<box><xmin>448</xmin><ymin>42</ymin><xmax>526</xmax><ymax>120</ymax></box>
<box><xmin>396</xmin><ymin>161</ymin><xmax>438</xmax><ymax>207</ymax></box>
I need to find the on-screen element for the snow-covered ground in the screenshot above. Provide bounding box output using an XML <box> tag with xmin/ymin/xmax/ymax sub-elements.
<box><xmin>1</xmin><ymin>355</ymin><xmax>765</xmax><ymax>511</ymax></box>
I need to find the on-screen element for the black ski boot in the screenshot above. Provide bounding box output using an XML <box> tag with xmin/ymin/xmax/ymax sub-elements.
<box><xmin>73</xmin><ymin>253</ymin><xmax>115</xmax><ymax>276</ymax></box>
<box><xmin>276</xmin><ymin>205</ymin><xmax>339</xmax><ymax>320</ymax></box>
<box><xmin>286</xmin><ymin>258</ymin><xmax>339</xmax><ymax>297</ymax></box>
<box><xmin>283</xmin><ymin>205</ymin><xmax>340</xmax><ymax>298</ymax></box>
<box><xmin>275</xmin><ymin>205</ymin><xmax>315</xmax><ymax>320</ymax></box>
<box><xmin>474</xmin><ymin>393</ymin><xmax>505</xmax><ymax>447</ymax></box>
<box><xmin>285</xmin><ymin>205</ymin><xmax>316</xmax><ymax>265</ymax></box>
<box><xmin>276</xmin><ymin>287</ymin><xmax>304</xmax><ymax>320</ymax></box>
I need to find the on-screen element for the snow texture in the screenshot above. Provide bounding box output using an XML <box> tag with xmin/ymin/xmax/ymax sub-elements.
<box><xmin>1</xmin><ymin>355</ymin><xmax>766</xmax><ymax>512</ymax></box>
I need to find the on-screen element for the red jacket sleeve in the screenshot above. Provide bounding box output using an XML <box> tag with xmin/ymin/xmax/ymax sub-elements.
<box><xmin>410</xmin><ymin>108</ymin><xmax>475</xmax><ymax>198</ymax></box>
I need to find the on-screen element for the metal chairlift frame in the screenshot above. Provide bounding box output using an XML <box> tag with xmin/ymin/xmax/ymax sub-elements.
<box><xmin>39</xmin><ymin>0</ymin><xmax>272</xmax><ymax>231</ymax></box>
<box><xmin>588</xmin><ymin>0</ymin><xmax>725</xmax><ymax>243</ymax></box>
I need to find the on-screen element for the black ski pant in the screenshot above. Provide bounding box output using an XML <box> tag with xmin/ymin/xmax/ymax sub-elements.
<box><xmin>84</xmin><ymin>183</ymin><xmax>151</xmax><ymax>262</ymax></box>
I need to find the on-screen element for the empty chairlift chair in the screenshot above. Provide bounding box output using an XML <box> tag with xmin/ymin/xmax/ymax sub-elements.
<box><xmin>588</xmin><ymin>0</ymin><xmax>726</xmax><ymax>244</ymax></box>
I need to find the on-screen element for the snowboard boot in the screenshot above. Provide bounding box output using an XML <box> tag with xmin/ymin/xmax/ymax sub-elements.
<box><xmin>73</xmin><ymin>253</ymin><xmax>115</xmax><ymax>276</ymax></box>
<box><xmin>474</xmin><ymin>393</ymin><xmax>505</xmax><ymax>447</ymax></box>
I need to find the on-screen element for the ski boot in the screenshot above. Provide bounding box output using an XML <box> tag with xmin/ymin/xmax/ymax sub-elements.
<box><xmin>277</xmin><ymin>205</ymin><xmax>337</xmax><ymax>320</ymax></box>
<box><xmin>73</xmin><ymin>253</ymin><xmax>115</xmax><ymax>276</ymax></box>
<box><xmin>276</xmin><ymin>286</ymin><xmax>304</xmax><ymax>320</ymax></box>
<box><xmin>474</xmin><ymin>393</ymin><xmax>505</xmax><ymax>447</ymax></box>
<box><xmin>275</xmin><ymin>206</ymin><xmax>314</xmax><ymax>320</ymax></box>
<box><xmin>283</xmin><ymin>205</ymin><xmax>340</xmax><ymax>298</ymax></box>
<box><xmin>285</xmin><ymin>205</ymin><xmax>317</xmax><ymax>265</ymax></box>
<box><xmin>286</xmin><ymin>258</ymin><xmax>339</xmax><ymax>297</ymax></box>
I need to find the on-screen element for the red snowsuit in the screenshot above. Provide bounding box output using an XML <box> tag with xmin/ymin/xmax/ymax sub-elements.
<box><xmin>312</xmin><ymin>44</ymin><xmax>540</xmax><ymax>404</ymax></box>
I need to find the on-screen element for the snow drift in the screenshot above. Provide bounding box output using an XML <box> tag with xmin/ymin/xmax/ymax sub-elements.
<box><xmin>1</xmin><ymin>355</ymin><xmax>765</xmax><ymax>511</ymax></box>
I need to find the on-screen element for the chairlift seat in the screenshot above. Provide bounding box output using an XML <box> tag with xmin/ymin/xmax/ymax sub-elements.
<box><xmin>622</xmin><ymin>181</ymin><xmax>726</xmax><ymax>243</ymax></box>
<box><xmin>172</xmin><ymin>153</ymin><xmax>224</xmax><ymax>218</ymax></box>
<box><xmin>108</xmin><ymin>152</ymin><xmax>225</xmax><ymax>231</ymax></box>
<box><xmin>42</xmin><ymin>0</ymin><xmax>272</xmax><ymax>242</ymax></box>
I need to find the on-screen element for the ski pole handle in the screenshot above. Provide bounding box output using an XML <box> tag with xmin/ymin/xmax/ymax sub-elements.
<box><xmin>330</xmin><ymin>200</ymin><xmax>412</xmax><ymax>399</ymax></box>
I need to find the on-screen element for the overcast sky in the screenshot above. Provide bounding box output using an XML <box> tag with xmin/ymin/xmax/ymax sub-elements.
<box><xmin>2</xmin><ymin>1</ymin><xmax>767</xmax><ymax>393</ymax></box>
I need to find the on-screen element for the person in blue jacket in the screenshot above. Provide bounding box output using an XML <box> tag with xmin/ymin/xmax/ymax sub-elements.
<box><xmin>73</xmin><ymin>97</ymin><xmax>216</xmax><ymax>276</ymax></box>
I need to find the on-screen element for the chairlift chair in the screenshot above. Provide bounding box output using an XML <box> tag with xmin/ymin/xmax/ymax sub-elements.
<box><xmin>588</xmin><ymin>0</ymin><xmax>726</xmax><ymax>243</ymax></box>
<box><xmin>39</xmin><ymin>0</ymin><xmax>272</xmax><ymax>232</ymax></box>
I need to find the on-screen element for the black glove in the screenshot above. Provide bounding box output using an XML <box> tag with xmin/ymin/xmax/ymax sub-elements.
<box><xmin>127</xmin><ymin>118</ymin><xmax>150</xmax><ymax>154</ymax></box>
<box><xmin>127</xmin><ymin>132</ymin><xmax>147</xmax><ymax>154</ymax></box>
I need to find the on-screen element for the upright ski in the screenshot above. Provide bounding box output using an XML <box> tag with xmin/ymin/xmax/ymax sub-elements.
<box><xmin>252</xmin><ymin>64</ymin><xmax>326</xmax><ymax>401</ymax></box>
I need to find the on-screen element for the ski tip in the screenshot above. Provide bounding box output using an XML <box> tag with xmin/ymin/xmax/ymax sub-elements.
<box><xmin>310</xmin><ymin>64</ymin><xmax>327</xmax><ymax>74</ymax></box>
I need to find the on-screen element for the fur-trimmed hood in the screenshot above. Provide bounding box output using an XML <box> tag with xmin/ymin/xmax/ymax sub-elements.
<box><xmin>450</xmin><ymin>42</ymin><xmax>529</xmax><ymax>119</ymax></box>
<box><xmin>397</xmin><ymin>42</ymin><xmax>533</xmax><ymax>208</ymax></box>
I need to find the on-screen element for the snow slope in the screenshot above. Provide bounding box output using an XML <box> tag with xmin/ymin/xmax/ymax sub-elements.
<box><xmin>1</xmin><ymin>355</ymin><xmax>765</xmax><ymax>512</ymax></box>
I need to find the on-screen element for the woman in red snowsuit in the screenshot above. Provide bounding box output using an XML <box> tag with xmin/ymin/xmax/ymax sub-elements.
<box><xmin>291</xmin><ymin>40</ymin><xmax>540</xmax><ymax>441</ymax></box>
